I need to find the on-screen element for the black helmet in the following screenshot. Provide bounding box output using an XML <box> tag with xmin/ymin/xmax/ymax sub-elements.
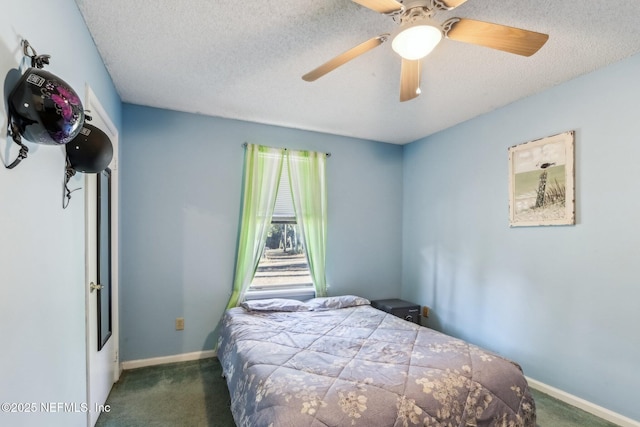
<box><xmin>8</xmin><ymin>67</ymin><xmax>84</xmax><ymax>145</ymax></box>
<box><xmin>66</xmin><ymin>123</ymin><xmax>113</xmax><ymax>173</ymax></box>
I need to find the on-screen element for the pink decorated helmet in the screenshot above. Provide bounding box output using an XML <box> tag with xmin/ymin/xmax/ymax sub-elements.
<box><xmin>8</xmin><ymin>67</ymin><xmax>84</xmax><ymax>145</ymax></box>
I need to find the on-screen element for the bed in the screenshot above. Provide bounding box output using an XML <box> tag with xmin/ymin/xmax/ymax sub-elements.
<box><xmin>217</xmin><ymin>295</ymin><xmax>536</xmax><ymax>427</ymax></box>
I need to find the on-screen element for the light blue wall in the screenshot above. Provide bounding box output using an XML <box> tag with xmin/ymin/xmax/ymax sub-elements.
<box><xmin>402</xmin><ymin>52</ymin><xmax>640</xmax><ymax>421</ymax></box>
<box><xmin>0</xmin><ymin>1</ymin><xmax>121</xmax><ymax>426</ymax></box>
<box><xmin>120</xmin><ymin>104</ymin><xmax>403</xmax><ymax>361</ymax></box>
<box><xmin>4</xmin><ymin>0</ymin><xmax>638</xmax><ymax>422</ymax></box>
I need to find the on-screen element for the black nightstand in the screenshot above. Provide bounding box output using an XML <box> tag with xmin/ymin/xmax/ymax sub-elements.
<box><xmin>371</xmin><ymin>298</ymin><xmax>420</xmax><ymax>324</ymax></box>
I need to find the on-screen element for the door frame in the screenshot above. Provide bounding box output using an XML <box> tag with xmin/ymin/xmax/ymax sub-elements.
<box><xmin>84</xmin><ymin>85</ymin><xmax>120</xmax><ymax>425</ymax></box>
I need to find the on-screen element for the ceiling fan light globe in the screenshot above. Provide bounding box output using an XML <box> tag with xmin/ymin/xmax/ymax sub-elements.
<box><xmin>392</xmin><ymin>25</ymin><xmax>442</xmax><ymax>60</ymax></box>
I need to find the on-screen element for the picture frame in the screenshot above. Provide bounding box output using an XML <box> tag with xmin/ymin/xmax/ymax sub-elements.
<box><xmin>508</xmin><ymin>131</ymin><xmax>575</xmax><ymax>227</ymax></box>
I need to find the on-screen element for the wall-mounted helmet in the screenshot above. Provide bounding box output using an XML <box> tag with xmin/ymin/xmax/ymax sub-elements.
<box><xmin>65</xmin><ymin>123</ymin><xmax>113</xmax><ymax>173</ymax></box>
<box><xmin>8</xmin><ymin>67</ymin><xmax>84</xmax><ymax>145</ymax></box>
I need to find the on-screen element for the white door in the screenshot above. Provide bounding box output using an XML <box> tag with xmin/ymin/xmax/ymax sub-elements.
<box><xmin>84</xmin><ymin>87</ymin><xmax>119</xmax><ymax>426</ymax></box>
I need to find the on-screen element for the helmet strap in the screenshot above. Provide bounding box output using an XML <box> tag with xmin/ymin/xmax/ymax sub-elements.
<box><xmin>5</xmin><ymin>121</ymin><xmax>29</xmax><ymax>169</ymax></box>
<box><xmin>62</xmin><ymin>157</ymin><xmax>81</xmax><ymax>209</ymax></box>
<box><xmin>22</xmin><ymin>40</ymin><xmax>50</xmax><ymax>69</ymax></box>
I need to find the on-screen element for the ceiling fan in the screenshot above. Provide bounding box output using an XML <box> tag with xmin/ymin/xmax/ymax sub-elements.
<box><xmin>302</xmin><ymin>0</ymin><xmax>549</xmax><ymax>102</ymax></box>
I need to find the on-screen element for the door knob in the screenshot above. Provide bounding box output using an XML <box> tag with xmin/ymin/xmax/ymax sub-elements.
<box><xmin>89</xmin><ymin>282</ymin><xmax>104</xmax><ymax>292</ymax></box>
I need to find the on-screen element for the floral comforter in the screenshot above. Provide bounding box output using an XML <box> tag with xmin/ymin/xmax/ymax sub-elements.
<box><xmin>218</xmin><ymin>304</ymin><xmax>535</xmax><ymax>427</ymax></box>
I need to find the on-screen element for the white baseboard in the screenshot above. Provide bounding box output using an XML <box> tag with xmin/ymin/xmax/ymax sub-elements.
<box><xmin>527</xmin><ymin>377</ymin><xmax>640</xmax><ymax>427</ymax></box>
<box><xmin>121</xmin><ymin>350</ymin><xmax>217</xmax><ymax>370</ymax></box>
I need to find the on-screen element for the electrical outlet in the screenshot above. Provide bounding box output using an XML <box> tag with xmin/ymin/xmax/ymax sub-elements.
<box><xmin>175</xmin><ymin>317</ymin><xmax>184</xmax><ymax>331</ymax></box>
<box><xmin>422</xmin><ymin>306</ymin><xmax>430</xmax><ymax>318</ymax></box>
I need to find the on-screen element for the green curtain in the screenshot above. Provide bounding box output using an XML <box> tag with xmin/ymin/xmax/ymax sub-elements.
<box><xmin>287</xmin><ymin>149</ymin><xmax>328</xmax><ymax>297</ymax></box>
<box><xmin>226</xmin><ymin>144</ymin><xmax>284</xmax><ymax>308</ymax></box>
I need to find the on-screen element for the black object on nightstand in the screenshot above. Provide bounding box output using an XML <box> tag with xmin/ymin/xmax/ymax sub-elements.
<box><xmin>371</xmin><ymin>298</ymin><xmax>420</xmax><ymax>324</ymax></box>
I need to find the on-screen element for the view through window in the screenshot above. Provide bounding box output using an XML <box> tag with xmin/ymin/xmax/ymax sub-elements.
<box><xmin>249</xmin><ymin>222</ymin><xmax>313</xmax><ymax>290</ymax></box>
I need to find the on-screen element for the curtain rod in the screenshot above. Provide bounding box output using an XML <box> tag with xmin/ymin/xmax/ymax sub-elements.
<box><xmin>241</xmin><ymin>142</ymin><xmax>330</xmax><ymax>158</ymax></box>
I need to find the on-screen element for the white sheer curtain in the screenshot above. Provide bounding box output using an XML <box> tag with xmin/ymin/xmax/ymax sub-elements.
<box><xmin>287</xmin><ymin>149</ymin><xmax>328</xmax><ymax>296</ymax></box>
<box><xmin>226</xmin><ymin>144</ymin><xmax>284</xmax><ymax>308</ymax></box>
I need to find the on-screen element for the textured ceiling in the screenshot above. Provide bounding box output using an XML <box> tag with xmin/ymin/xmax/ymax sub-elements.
<box><xmin>75</xmin><ymin>0</ymin><xmax>640</xmax><ymax>144</ymax></box>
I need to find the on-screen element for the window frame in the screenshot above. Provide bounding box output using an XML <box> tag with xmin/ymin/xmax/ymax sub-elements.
<box><xmin>244</xmin><ymin>160</ymin><xmax>315</xmax><ymax>301</ymax></box>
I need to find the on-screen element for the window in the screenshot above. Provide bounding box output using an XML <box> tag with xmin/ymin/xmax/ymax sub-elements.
<box><xmin>245</xmin><ymin>156</ymin><xmax>314</xmax><ymax>300</ymax></box>
<box><xmin>226</xmin><ymin>144</ymin><xmax>327</xmax><ymax>309</ymax></box>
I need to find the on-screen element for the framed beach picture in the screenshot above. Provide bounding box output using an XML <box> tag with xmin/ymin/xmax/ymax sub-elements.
<box><xmin>508</xmin><ymin>131</ymin><xmax>575</xmax><ymax>227</ymax></box>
